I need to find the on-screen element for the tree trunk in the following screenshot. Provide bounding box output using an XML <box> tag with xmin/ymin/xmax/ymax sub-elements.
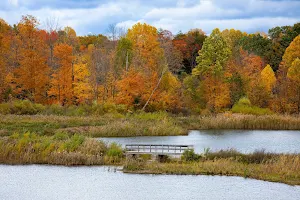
<box><xmin>142</xmin><ymin>68</ymin><xmax>167</xmax><ymax>111</ymax></box>
<box><xmin>126</xmin><ymin>51</ymin><xmax>129</xmax><ymax>71</ymax></box>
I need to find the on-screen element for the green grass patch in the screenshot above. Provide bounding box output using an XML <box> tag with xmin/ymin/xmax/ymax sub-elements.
<box><xmin>232</xmin><ymin>97</ymin><xmax>273</xmax><ymax>115</ymax></box>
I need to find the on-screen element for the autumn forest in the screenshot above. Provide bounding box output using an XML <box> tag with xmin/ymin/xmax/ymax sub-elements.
<box><xmin>1</xmin><ymin>15</ymin><xmax>300</xmax><ymax>114</ymax></box>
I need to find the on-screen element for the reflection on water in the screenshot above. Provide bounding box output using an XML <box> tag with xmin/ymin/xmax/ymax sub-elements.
<box><xmin>100</xmin><ymin>130</ymin><xmax>300</xmax><ymax>153</ymax></box>
<box><xmin>1</xmin><ymin>165</ymin><xmax>300</xmax><ymax>200</ymax></box>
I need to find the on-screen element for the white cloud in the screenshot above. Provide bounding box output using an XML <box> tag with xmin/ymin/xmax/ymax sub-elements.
<box><xmin>0</xmin><ymin>0</ymin><xmax>299</xmax><ymax>35</ymax></box>
<box><xmin>193</xmin><ymin>17</ymin><xmax>299</xmax><ymax>33</ymax></box>
<box><xmin>116</xmin><ymin>19</ymin><xmax>146</xmax><ymax>29</ymax></box>
<box><xmin>117</xmin><ymin>17</ymin><xmax>299</xmax><ymax>34</ymax></box>
<box><xmin>145</xmin><ymin>1</ymin><xmax>241</xmax><ymax>20</ymax></box>
<box><xmin>8</xmin><ymin>0</ymin><xmax>18</xmax><ymax>6</ymax></box>
<box><xmin>0</xmin><ymin>2</ymin><xmax>127</xmax><ymax>35</ymax></box>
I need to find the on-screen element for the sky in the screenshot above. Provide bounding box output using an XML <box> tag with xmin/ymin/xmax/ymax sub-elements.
<box><xmin>0</xmin><ymin>0</ymin><xmax>300</xmax><ymax>36</ymax></box>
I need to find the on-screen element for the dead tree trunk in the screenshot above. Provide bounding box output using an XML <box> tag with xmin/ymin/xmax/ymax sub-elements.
<box><xmin>142</xmin><ymin>68</ymin><xmax>167</xmax><ymax>111</ymax></box>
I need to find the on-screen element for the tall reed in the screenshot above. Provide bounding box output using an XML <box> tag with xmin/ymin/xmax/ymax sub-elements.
<box><xmin>124</xmin><ymin>149</ymin><xmax>300</xmax><ymax>185</ymax></box>
<box><xmin>0</xmin><ymin>133</ymin><xmax>124</xmax><ymax>166</ymax></box>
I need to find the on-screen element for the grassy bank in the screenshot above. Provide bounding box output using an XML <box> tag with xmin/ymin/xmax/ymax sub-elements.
<box><xmin>177</xmin><ymin>114</ymin><xmax>300</xmax><ymax>130</ymax></box>
<box><xmin>0</xmin><ymin>133</ymin><xmax>124</xmax><ymax>165</ymax></box>
<box><xmin>1</xmin><ymin>113</ymin><xmax>300</xmax><ymax>138</ymax></box>
<box><xmin>124</xmin><ymin>149</ymin><xmax>300</xmax><ymax>186</ymax></box>
<box><xmin>0</xmin><ymin>113</ymin><xmax>185</xmax><ymax>137</ymax></box>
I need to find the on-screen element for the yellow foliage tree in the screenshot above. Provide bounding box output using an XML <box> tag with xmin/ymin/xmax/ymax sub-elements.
<box><xmin>260</xmin><ymin>64</ymin><xmax>276</xmax><ymax>93</ymax></box>
<box><xmin>127</xmin><ymin>23</ymin><xmax>164</xmax><ymax>73</ymax></box>
<box><xmin>283</xmin><ymin>35</ymin><xmax>300</xmax><ymax>67</ymax></box>
<box><xmin>287</xmin><ymin>58</ymin><xmax>300</xmax><ymax>112</ymax></box>
<box><xmin>73</xmin><ymin>55</ymin><xmax>92</xmax><ymax>104</ymax></box>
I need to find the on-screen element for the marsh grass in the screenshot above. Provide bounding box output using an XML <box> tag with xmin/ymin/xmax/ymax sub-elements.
<box><xmin>0</xmin><ymin>101</ymin><xmax>128</xmax><ymax>116</ymax></box>
<box><xmin>178</xmin><ymin>114</ymin><xmax>300</xmax><ymax>130</ymax></box>
<box><xmin>124</xmin><ymin>149</ymin><xmax>300</xmax><ymax>185</ymax></box>
<box><xmin>1</xmin><ymin>113</ymin><xmax>300</xmax><ymax>138</ymax></box>
<box><xmin>0</xmin><ymin>133</ymin><xmax>124</xmax><ymax>166</ymax></box>
<box><xmin>0</xmin><ymin>113</ymin><xmax>185</xmax><ymax>137</ymax></box>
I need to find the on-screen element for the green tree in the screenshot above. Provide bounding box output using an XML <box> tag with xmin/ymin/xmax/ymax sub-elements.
<box><xmin>192</xmin><ymin>28</ymin><xmax>231</xmax><ymax>111</ymax></box>
<box><xmin>239</xmin><ymin>33</ymin><xmax>271</xmax><ymax>59</ymax></box>
<box><xmin>221</xmin><ymin>29</ymin><xmax>244</xmax><ymax>57</ymax></box>
<box><xmin>193</xmin><ymin>28</ymin><xmax>231</xmax><ymax>77</ymax></box>
<box><xmin>116</xmin><ymin>37</ymin><xmax>133</xmax><ymax>71</ymax></box>
<box><xmin>267</xmin><ymin>23</ymin><xmax>300</xmax><ymax>71</ymax></box>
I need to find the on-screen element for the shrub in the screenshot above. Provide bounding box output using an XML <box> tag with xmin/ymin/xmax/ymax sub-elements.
<box><xmin>232</xmin><ymin>97</ymin><xmax>273</xmax><ymax>115</ymax></box>
<box><xmin>0</xmin><ymin>103</ymin><xmax>10</xmax><ymax>114</ymax></box>
<box><xmin>238</xmin><ymin>97</ymin><xmax>251</xmax><ymax>106</ymax></box>
<box><xmin>106</xmin><ymin>142</ymin><xmax>123</xmax><ymax>163</ymax></box>
<box><xmin>43</xmin><ymin>104</ymin><xmax>65</xmax><ymax>115</ymax></box>
<box><xmin>62</xmin><ymin>134</ymin><xmax>85</xmax><ymax>152</ymax></box>
<box><xmin>182</xmin><ymin>149</ymin><xmax>200</xmax><ymax>162</ymax></box>
<box><xmin>242</xmin><ymin>149</ymin><xmax>276</xmax><ymax>164</ymax></box>
<box><xmin>205</xmin><ymin>148</ymin><xmax>242</xmax><ymax>160</ymax></box>
<box><xmin>0</xmin><ymin>100</ymin><xmax>46</xmax><ymax>115</ymax></box>
<box><xmin>124</xmin><ymin>158</ymin><xmax>146</xmax><ymax>171</ymax></box>
<box><xmin>107</xmin><ymin>143</ymin><xmax>123</xmax><ymax>157</ymax></box>
<box><xmin>103</xmin><ymin>102</ymin><xmax>117</xmax><ymax>113</ymax></box>
<box><xmin>9</xmin><ymin>132</ymin><xmax>20</xmax><ymax>139</ymax></box>
<box><xmin>116</xmin><ymin>104</ymin><xmax>128</xmax><ymax>114</ymax></box>
<box><xmin>79</xmin><ymin>139</ymin><xmax>107</xmax><ymax>156</ymax></box>
<box><xmin>53</xmin><ymin>132</ymin><xmax>69</xmax><ymax>141</ymax></box>
<box><xmin>132</xmin><ymin>111</ymin><xmax>169</xmax><ymax>120</ymax></box>
<box><xmin>203</xmin><ymin>149</ymin><xmax>276</xmax><ymax>164</ymax></box>
<box><xmin>66</xmin><ymin>105</ymin><xmax>90</xmax><ymax>116</ymax></box>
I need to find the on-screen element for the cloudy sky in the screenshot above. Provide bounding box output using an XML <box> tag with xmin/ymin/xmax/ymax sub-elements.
<box><xmin>0</xmin><ymin>0</ymin><xmax>300</xmax><ymax>35</ymax></box>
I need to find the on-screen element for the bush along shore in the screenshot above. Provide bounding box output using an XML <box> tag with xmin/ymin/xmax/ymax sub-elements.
<box><xmin>124</xmin><ymin>149</ymin><xmax>300</xmax><ymax>186</ymax></box>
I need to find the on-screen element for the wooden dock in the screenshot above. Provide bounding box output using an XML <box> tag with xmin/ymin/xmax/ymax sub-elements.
<box><xmin>125</xmin><ymin>144</ymin><xmax>193</xmax><ymax>156</ymax></box>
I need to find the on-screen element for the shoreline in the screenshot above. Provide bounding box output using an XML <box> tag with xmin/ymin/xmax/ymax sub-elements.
<box><xmin>1</xmin><ymin>113</ymin><xmax>300</xmax><ymax>138</ymax></box>
<box><xmin>123</xmin><ymin>158</ymin><xmax>300</xmax><ymax>186</ymax></box>
<box><xmin>0</xmin><ymin>161</ymin><xmax>299</xmax><ymax>186</ymax></box>
<box><xmin>1</xmin><ymin>113</ymin><xmax>300</xmax><ymax>186</ymax></box>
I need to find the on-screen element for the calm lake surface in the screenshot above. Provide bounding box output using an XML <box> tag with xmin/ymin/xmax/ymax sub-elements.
<box><xmin>99</xmin><ymin>130</ymin><xmax>300</xmax><ymax>153</ymax></box>
<box><xmin>1</xmin><ymin>165</ymin><xmax>300</xmax><ymax>200</ymax></box>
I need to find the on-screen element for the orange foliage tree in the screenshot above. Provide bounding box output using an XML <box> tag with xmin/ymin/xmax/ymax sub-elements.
<box><xmin>0</xmin><ymin>19</ymin><xmax>11</xmax><ymax>101</ymax></box>
<box><xmin>49</xmin><ymin>44</ymin><xmax>73</xmax><ymax>105</ymax></box>
<box><xmin>14</xmin><ymin>15</ymin><xmax>50</xmax><ymax>103</ymax></box>
<box><xmin>116</xmin><ymin>23</ymin><xmax>181</xmax><ymax>111</ymax></box>
<box><xmin>73</xmin><ymin>55</ymin><xmax>92</xmax><ymax>104</ymax></box>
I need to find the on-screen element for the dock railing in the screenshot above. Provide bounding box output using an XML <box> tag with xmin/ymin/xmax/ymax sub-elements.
<box><xmin>125</xmin><ymin>144</ymin><xmax>193</xmax><ymax>155</ymax></box>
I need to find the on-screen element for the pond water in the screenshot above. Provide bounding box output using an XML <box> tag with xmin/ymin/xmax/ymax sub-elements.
<box><xmin>99</xmin><ymin>130</ymin><xmax>300</xmax><ymax>153</ymax></box>
<box><xmin>1</xmin><ymin>165</ymin><xmax>300</xmax><ymax>200</ymax></box>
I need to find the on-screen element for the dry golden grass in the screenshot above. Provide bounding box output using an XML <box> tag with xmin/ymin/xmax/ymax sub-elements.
<box><xmin>1</xmin><ymin>113</ymin><xmax>300</xmax><ymax>138</ymax></box>
<box><xmin>0</xmin><ymin>114</ymin><xmax>185</xmax><ymax>137</ymax></box>
<box><xmin>178</xmin><ymin>113</ymin><xmax>300</xmax><ymax>130</ymax></box>
<box><xmin>0</xmin><ymin>133</ymin><xmax>123</xmax><ymax>166</ymax></box>
<box><xmin>124</xmin><ymin>153</ymin><xmax>300</xmax><ymax>185</ymax></box>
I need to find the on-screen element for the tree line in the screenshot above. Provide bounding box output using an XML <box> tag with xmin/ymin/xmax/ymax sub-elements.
<box><xmin>0</xmin><ymin>15</ymin><xmax>300</xmax><ymax>113</ymax></box>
